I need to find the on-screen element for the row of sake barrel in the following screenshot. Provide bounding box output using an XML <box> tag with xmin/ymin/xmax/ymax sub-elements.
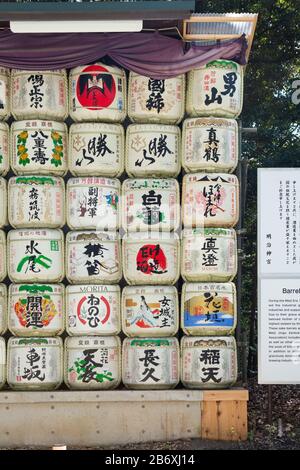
<box><xmin>0</xmin><ymin>229</ymin><xmax>237</xmax><ymax>284</ymax></box>
<box><xmin>0</xmin><ymin>119</ymin><xmax>239</xmax><ymax>177</ymax></box>
<box><xmin>0</xmin><ymin>283</ymin><xmax>237</xmax><ymax>337</ymax></box>
<box><xmin>0</xmin><ymin>175</ymin><xmax>239</xmax><ymax>230</ymax></box>
<box><xmin>0</xmin><ymin>336</ymin><xmax>237</xmax><ymax>390</ymax></box>
<box><xmin>0</xmin><ymin>60</ymin><xmax>243</xmax><ymax>122</ymax></box>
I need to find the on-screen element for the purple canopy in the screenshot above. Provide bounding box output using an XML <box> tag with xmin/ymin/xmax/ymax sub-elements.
<box><xmin>0</xmin><ymin>29</ymin><xmax>247</xmax><ymax>77</ymax></box>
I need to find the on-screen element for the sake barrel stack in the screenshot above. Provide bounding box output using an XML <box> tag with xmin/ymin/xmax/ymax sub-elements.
<box><xmin>186</xmin><ymin>60</ymin><xmax>243</xmax><ymax>118</ymax></box>
<box><xmin>182</xmin><ymin>118</ymin><xmax>238</xmax><ymax>173</ymax></box>
<box><xmin>181</xmin><ymin>228</ymin><xmax>237</xmax><ymax>282</ymax></box>
<box><xmin>7</xmin><ymin>229</ymin><xmax>64</xmax><ymax>283</ymax></box>
<box><xmin>122</xmin><ymin>337</ymin><xmax>180</xmax><ymax>390</ymax></box>
<box><xmin>0</xmin><ymin>337</ymin><xmax>6</xmax><ymax>389</ymax></box>
<box><xmin>69</xmin><ymin>63</ymin><xmax>127</xmax><ymax>123</ymax></box>
<box><xmin>7</xmin><ymin>337</ymin><xmax>63</xmax><ymax>390</ymax></box>
<box><xmin>67</xmin><ymin>177</ymin><xmax>120</xmax><ymax>231</ymax></box>
<box><xmin>181</xmin><ymin>282</ymin><xmax>237</xmax><ymax>336</ymax></box>
<box><xmin>125</xmin><ymin>124</ymin><xmax>181</xmax><ymax>178</ymax></box>
<box><xmin>8</xmin><ymin>284</ymin><xmax>64</xmax><ymax>337</ymax></box>
<box><xmin>0</xmin><ymin>122</ymin><xmax>9</xmax><ymax>176</ymax></box>
<box><xmin>128</xmin><ymin>72</ymin><xmax>185</xmax><ymax>125</ymax></box>
<box><xmin>181</xmin><ymin>336</ymin><xmax>237</xmax><ymax>389</ymax></box>
<box><xmin>0</xmin><ymin>283</ymin><xmax>7</xmax><ymax>335</ymax></box>
<box><xmin>11</xmin><ymin>120</ymin><xmax>68</xmax><ymax>176</ymax></box>
<box><xmin>8</xmin><ymin>176</ymin><xmax>65</xmax><ymax>229</ymax></box>
<box><xmin>122</xmin><ymin>178</ymin><xmax>180</xmax><ymax>232</ymax></box>
<box><xmin>122</xmin><ymin>285</ymin><xmax>178</xmax><ymax>337</ymax></box>
<box><xmin>64</xmin><ymin>336</ymin><xmax>121</xmax><ymax>390</ymax></box>
<box><xmin>0</xmin><ymin>230</ymin><xmax>6</xmax><ymax>282</ymax></box>
<box><xmin>66</xmin><ymin>284</ymin><xmax>121</xmax><ymax>336</ymax></box>
<box><xmin>11</xmin><ymin>69</ymin><xmax>68</xmax><ymax>121</ymax></box>
<box><xmin>0</xmin><ymin>67</ymin><xmax>10</xmax><ymax>121</ymax></box>
<box><xmin>0</xmin><ymin>177</ymin><xmax>7</xmax><ymax>228</ymax></box>
<box><xmin>69</xmin><ymin>123</ymin><xmax>124</xmax><ymax>177</ymax></box>
<box><xmin>182</xmin><ymin>173</ymin><xmax>239</xmax><ymax>228</ymax></box>
<box><xmin>123</xmin><ymin>232</ymin><xmax>180</xmax><ymax>285</ymax></box>
<box><xmin>66</xmin><ymin>231</ymin><xmax>122</xmax><ymax>284</ymax></box>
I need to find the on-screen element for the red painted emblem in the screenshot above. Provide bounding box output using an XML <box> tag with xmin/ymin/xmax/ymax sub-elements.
<box><xmin>136</xmin><ymin>244</ymin><xmax>167</xmax><ymax>275</ymax></box>
<box><xmin>76</xmin><ymin>64</ymin><xmax>116</xmax><ymax>110</ymax></box>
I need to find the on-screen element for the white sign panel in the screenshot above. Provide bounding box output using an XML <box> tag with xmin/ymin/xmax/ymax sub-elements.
<box><xmin>258</xmin><ymin>168</ymin><xmax>300</xmax><ymax>383</ymax></box>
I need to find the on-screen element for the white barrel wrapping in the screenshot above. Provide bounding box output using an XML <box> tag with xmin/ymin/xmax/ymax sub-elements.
<box><xmin>8</xmin><ymin>284</ymin><xmax>64</xmax><ymax>337</ymax></box>
<box><xmin>128</xmin><ymin>72</ymin><xmax>185</xmax><ymax>124</ymax></box>
<box><xmin>182</xmin><ymin>173</ymin><xmax>239</xmax><ymax>228</ymax></box>
<box><xmin>122</xmin><ymin>285</ymin><xmax>178</xmax><ymax>337</ymax></box>
<box><xmin>67</xmin><ymin>177</ymin><xmax>120</xmax><ymax>231</ymax></box>
<box><xmin>66</xmin><ymin>284</ymin><xmax>121</xmax><ymax>336</ymax></box>
<box><xmin>0</xmin><ymin>122</ymin><xmax>9</xmax><ymax>176</ymax></box>
<box><xmin>122</xmin><ymin>337</ymin><xmax>180</xmax><ymax>390</ymax></box>
<box><xmin>11</xmin><ymin>120</ymin><xmax>68</xmax><ymax>176</ymax></box>
<box><xmin>69</xmin><ymin>63</ymin><xmax>127</xmax><ymax>122</ymax></box>
<box><xmin>0</xmin><ymin>283</ymin><xmax>7</xmax><ymax>335</ymax></box>
<box><xmin>11</xmin><ymin>69</ymin><xmax>68</xmax><ymax>121</ymax></box>
<box><xmin>8</xmin><ymin>229</ymin><xmax>64</xmax><ymax>283</ymax></box>
<box><xmin>64</xmin><ymin>336</ymin><xmax>121</xmax><ymax>390</ymax></box>
<box><xmin>0</xmin><ymin>67</ymin><xmax>10</xmax><ymax>120</ymax></box>
<box><xmin>181</xmin><ymin>336</ymin><xmax>237</xmax><ymax>389</ymax></box>
<box><xmin>122</xmin><ymin>178</ymin><xmax>180</xmax><ymax>232</ymax></box>
<box><xmin>181</xmin><ymin>228</ymin><xmax>237</xmax><ymax>282</ymax></box>
<box><xmin>123</xmin><ymin>232</ymin><xmax>180</xmax><ymax>285</ymax></box>
<box><xmin>0</xmin><ymin>337</ymin><xmax>6</xmax><ymax>389</ymax></box>
<box><xmin>0</xmin><ymin>177</ymin><xmax>7</xmax><ymax>228</ymax></box>
<box><xmin>181</xmin><ymin>282</ymin><xmax>237</xmax><ymax>336</ymax></box>
<box><xmin>0</xmin><ymin>230</ymin><xmax>6</xmax><ymax>282</ymax></box>
<box><xmin>7</xmin><ymin>336</ymin><xmax>63</xmax><ymax>390</ymax></box>
<box><xmin>66</xmin><ymin>231</ymin><xmax>121</xmax><ymax>284</ymax></box>
<box><xmin>9</xmin><ymin>176</ymin><xmax>65</xmax><ymax>229</ymax></box>
<box><xmin>125</xmin><ymin>124</ymin><xmax>181</xmax><ymax>177</ymax></box>
<box><xmin>69</xmin><ymin>122</ymin><xmax>124</xmax><ymax>177</ymax></box>
<box><xmin>182</xmin><ymin>118</ymin><xmax>238</xmax><ymax>173</ymax></box>
<box><xmin>186</xmin><ymin>60</ymin><xmax>243</xmax><ymax>118</ymax></box>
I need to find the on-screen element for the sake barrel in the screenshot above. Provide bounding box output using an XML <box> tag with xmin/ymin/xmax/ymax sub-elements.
<box><xmin>8</xmin><ymin>284</ymin><xmax>64</xmax><ymax>337</ymax></box>
<box><xmin>122</xmin><ymin>178</ymin><xmax>180</xmax><ymax>232</ymax></box>
<box><xmin>69</xmin><ymin>63</ymin><xmax>127</xmax><ymax>123</ymax></box>
<box><xmin>128</xmin><ymin>72</ymin><xmax>185</xmax><ymax>124</ymax></box>
<box><xmin>186</xmin><ymin>60</ymin><xmax>243</xmax><ymax>118</ymax></box>
<box><xmin>0</xmin><ymin>337</ymin><xmax>6</xmax><ymax>389</ymax></box>
<box><xmin>182</xmin><ymin>173</ymin><xmax>239</xmax><ymax>228</ymax></box>
<box><xmin>66</xmin><ymin>284</ymin><xmax>120</xmax><ymax>336</ymax></box>
<box><xmin>0</xmin><ymin>283</ymin><xmax>7</xmax><ymax>335</ymax></box>
<box><xmin>66</xmin><ymin>231</ymin><xmax>121</xmax><ymax>284</ymax></box>
<box><xmin>181</xmin><ymin>282</ymin><xmax>237</xmax><ymax>336</ymax></box>
<box><xmin>8</xmin><ymin>229</ymin><xmax>64</xmax><ymax>283</ymax></box>
<box><xmin>123</xmin><ymin>232</ymin><xmax>180</xmax><ymax>285</ymax></box>
<box><xmin>122</xmin><ymin>337</ymin><xmax>180</xmax><ymax>390</ymax></box>
<box><xmin>0</xmin><ymin>122</ymin><xmax>9</xmax><ymax>176</ymax></box>
<box><xmin>11</xmin><ymin>120</ymin><xmax>68</xmax><ymax>176</ymax></box>
<box><xmin>181</xmin><ymin>228</ymin><xmax>237</xmax><ymax>282</ymax></box>
<box><xmin>182</xmin><ymin>118</ymin><xmax>238</xmax><ymax>173</ymax></box>
<box><xmin>8</xmin><ymin>176</ymin><xmax>65</xmax><ymax>229</ymax></box>
<box><xmin>11</xmin><ymin>69</ymin><xmax>68</xmax><ymax>121</ymax></box>
<box><xmin>7</xmin><ymin>337</ymin><xmax>63</xmax><ymax>390</ymax></box>
<box><xmin>122</xmin><ymin>285</ymin><xmax>178</xmax><ymax>337</ymax></box>
<box><xmin>181</xmin><ymin>336</ymin><xmax>237</xmax><ymax>389</ymax></box>
<box><xmin>64</xmin><ymin>336</ymin><xmax>121</xmax><ymax>390</ymax></box>
<box><xmin>69</xmin><ymin>123</ymin><xmax>124</xmax><ymax>177</ymax></box>
<box><xmin>125</xmin><ymin>124</ymin><xmax>181</xmax><ymax>178</ymax></box>
<box><xmin>67</xmin><ymin>177</ymin><xmax>120</xmax><ymax>231</ymax></box>
<box><xmin>0</xmin><ymin>177</ymin><xmax>7</xmax><ymax>228</ymax></box>
<box><xmin>0</xmin><ymin>67</ymin><xmax>10</xmax><ymax>120</ymax></box>
<box><xmin>0</xmin><ymin>230</ymin><xmax>6</xmax><ymax>282</ymax></box>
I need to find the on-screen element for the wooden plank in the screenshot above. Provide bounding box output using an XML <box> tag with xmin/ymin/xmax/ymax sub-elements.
<box><xmin>201</xmin><ymin>398</ymin><xmax>248</xmax><ymax>441</ymax></box>
<box><xmin>203</xmin><ymin>389</ymin><xmax>249</xmax><ymax>402</ymax></box>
